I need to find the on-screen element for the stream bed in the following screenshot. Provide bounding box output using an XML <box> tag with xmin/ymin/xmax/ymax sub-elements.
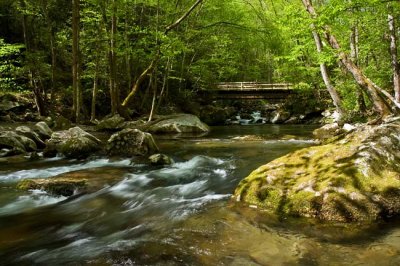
<box><xmin>1</xmin><ymin>125</ymin><xmax>400</xmax><ymax>265</ymax></box>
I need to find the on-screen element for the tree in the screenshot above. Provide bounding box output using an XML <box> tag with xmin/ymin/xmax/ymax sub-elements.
<box><xmin>302</xmin><ymin>0</ymin><xmax>399</xmax><ymax>120</ymax></box>
<box><xmin>121</xmin><ymin>0</ymin><xmax>204</xmax><ymax>110</ymax></box>
<box><xmin>388</xmin><ymin>9</ymin><xmax>400</xmax><ymax>103</ymax></box>
<box><xmin>72</xmin><ymin>0</ymin><xmax>82</xmax><ymax>122</ymax></box>
<box><xmin>310</xmin><ymin>24</ymin><xmax>344</xmax><ymax>116</ymax></box>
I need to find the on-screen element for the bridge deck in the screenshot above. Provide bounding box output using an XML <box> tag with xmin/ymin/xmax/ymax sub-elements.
<box><xmin>215</xmin><ymin>82</ymin><xmax>293</xmax><ymax>91</ymax></box>
<box><xmin>200</xmin><ymin>82</ymin><xmax>294</xmax><ymax>101</ymax></box>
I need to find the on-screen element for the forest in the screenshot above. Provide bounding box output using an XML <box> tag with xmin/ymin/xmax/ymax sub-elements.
<box><xmin>1</xmin><ymin>0</ymin><xmax>399</xmax><ymax>122</ymax></box>
<box><xmin>3</xmin><ymin>1</ymin><xmax>400</xmax><ymax>265</ymax></box>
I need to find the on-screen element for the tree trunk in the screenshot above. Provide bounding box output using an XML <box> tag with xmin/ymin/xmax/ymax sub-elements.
<box><xmin>90</xmin><ymin>56</ymin><xmax>99</xmax><ymax>122</ymax></box>
<box><xmin>21</xmin><ymin>0</ymin><xmax>47</xmax><ymax>116</ymax></box>
<box><xmin>72</xmin><ymin>0</ymin><xmax>82</xmax><ymax>122</ymax></box>
<box><xmin>50</xmin><ymin>30</ymin><xmax>56</xmax><ymax>105</ymax></box>
<box><xmin>311</xmin><ymin>27</ymin><xmax>344</xmax><ymax>116</ymax></box>
<box><xmin>350</xmin><ymin>25</ymin><xmax>366</xmax><ymax>112</ymax></box>
<box><xmin>121</xmin><ymin>0</ymin><xmax>203</xmax><ymax>107</ymax></box>
<box><xmin>156</xmin><ymin>57</ymin><xmax>171</xmax><ymax>111</ymax></box>
<box><xmin>302</xmin><ymin>0</ymin><xmax>395</xmax><ymax>119</ymax></box>
<box><xmin>148</xmin><ymin>72</ymin><xmax>157</xmax><ymax>122</ymax></box>
<box><xmin>125</xmin><ymin>6</ymin><xmax>131</xmax><ymax>90</ymax></box>
<box><xmin>109</xmin><ymin>0</ymin><xmax>119</xmax><ymax>115</ymax></box>
<box><xmin>388</xmin><ymin>12</ymin><xmax>400</xmax><ymax>103</ymax></box>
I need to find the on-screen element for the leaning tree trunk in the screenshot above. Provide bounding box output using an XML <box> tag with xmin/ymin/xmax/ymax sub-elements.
<box><xmin>121</xmin><ymin>0</ymin><xmax>204</xmax><ymax>108</ymax></box>
<box><xmin>388</xmin><ymin>12</ymin><xmax>400</xmax><ymax>103</ymax></box>
<box><xmin>311</xmin><ymin>27</ymin><xmax>344</xmax><ymax>116</ymax></box>
<box><xmin>302</xmin><ymin>0</ymin><xmax>396</xmax><ymax>119</ymax></box>
<box><xmin>148</xmin><ymin>72</ymin><xmax>157</xmax><ymax>122</ymax></box>
<box><xmin>350</xmin><ymin>25</ymin><xmax>366</xmax><ymax>112</ymax></box>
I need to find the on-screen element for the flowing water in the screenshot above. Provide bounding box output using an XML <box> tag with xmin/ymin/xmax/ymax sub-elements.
<box><xmin>1</xmin><ymin>125</ymin><xmax>400</xmax><ymax>265</ymax></box>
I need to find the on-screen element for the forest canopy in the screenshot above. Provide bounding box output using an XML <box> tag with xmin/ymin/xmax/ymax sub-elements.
<box><xmin>0</xmin><ymin>0</ymin><xmax>399</xmax><ymax>122</ymax></box>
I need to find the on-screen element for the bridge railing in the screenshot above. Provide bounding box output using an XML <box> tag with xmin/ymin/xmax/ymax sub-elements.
<box><xmin>214</xmin><ymin>82</ymin><xmax>292</xmax><ymax>91</ymax></box>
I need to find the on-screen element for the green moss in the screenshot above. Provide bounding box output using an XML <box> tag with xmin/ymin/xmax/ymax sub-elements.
<box><xmin>17</xmin><ymin>178</ymin><xmax>87</xmax><ymax>197</ymax></box>
<box><xmin>234</xmin><ymin>122</ymin><xmax>400</xmax><ymax>222</ymax></box>
<box><xmin>285</xmin><ymin>191</ymin><xmax>319</xmax><ymax>217</ymax></box>
<box><xmin>16</xmin><ymin>179</ymin><xmax>36</xmax><ymax>190</ymax></box>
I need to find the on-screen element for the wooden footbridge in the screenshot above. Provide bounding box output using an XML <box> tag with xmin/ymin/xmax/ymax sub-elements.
<box><xmin>200</xmin><ymin>82</ymin><xmax>294</xmax><ymax>102</ymax></box>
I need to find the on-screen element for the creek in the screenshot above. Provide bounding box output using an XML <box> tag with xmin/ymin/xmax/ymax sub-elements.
<box><xmin>1</xmin><ymin>125</ymin><xmax>400</xmax><ymax>265</ymax></box>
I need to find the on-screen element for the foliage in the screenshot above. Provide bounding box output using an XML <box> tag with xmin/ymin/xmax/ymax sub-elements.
<box><xmin>0</xmin><ymin>39</ymin><xmax>25</xmax><ymax>92</ymax></box>
<box><xmin>0</xmin><ymin>0</ymin><xmax>399</xmax><ymax>117</ymax></box>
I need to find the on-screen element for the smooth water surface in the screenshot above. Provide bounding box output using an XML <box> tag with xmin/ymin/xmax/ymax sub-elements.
<box><xmin>1</xmin><ymin>125</ymin><xmax>400</xmax><ymax>265</ymax></box>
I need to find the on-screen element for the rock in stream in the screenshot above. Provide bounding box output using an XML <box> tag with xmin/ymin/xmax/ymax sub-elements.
<box><xmin>234</xmin><ymin>119</ymin><xmax>400</xmax><ymax>222</ymax></box>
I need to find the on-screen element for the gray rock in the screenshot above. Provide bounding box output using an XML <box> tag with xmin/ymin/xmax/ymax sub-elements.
<box><xmin>149</xmin><ymin>154</ymin><xmax>174</xmax><ymax>165</ymax></box>
<box><xmin>107</xmin><ymin>129</ymin><xmax>159</xmax><ymax>157</ymax></box>
<box><xmin>313</xmin><ymin>123</ymin><xmax>342</xmax><ymax>140</ymax></box>
<box><xmin>16</xmin><ymin>126</ymin><xmax>46</xmax><ymax>149</ymax></box>
<box><xmin>34</xmin><ymin>121</ymin><xmax>53</xmax><ymax>140</ymax></box>
<box><xmin>16</xmin><ymin>134</ymin><xmax>37</xmax><ymax>152</ymax></box>
<box><xmin>0</xmin><ymin>131</ymin><xmax>26</xmax><ymax>155</ymax></box>
<box><xmin>147</xmin><ymin>114</ymin><xmax>210</xmax><ymax>134</ymax></box>
<box><xmin>343</xmin><ymin>123</ymin><xmax>357</xmax><ymax>132</ymax></box>
<box><xmin>44</xmin><ymin>127</ymin><xmax>101</xmax><ymax>158</ymax></box>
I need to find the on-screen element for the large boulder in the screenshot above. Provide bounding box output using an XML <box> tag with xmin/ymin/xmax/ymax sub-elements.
<box><xmin>44</xmin><ymin>127</ymin><xmax>101</xmax><ymax>158</ymax></box>
<box><xmin>146</xmin><ymin>114</ymin><xmax>210</xmax><ymax>134</ymax></box>
<box><xmin>34</xmin><ymin>121</ymin><xmax>53</xmax><ymax>140</ymax></box>
<box><xmin>107</xmin><ymin>128</ymin><xmax>159</xmax><ymax>157</ymax></box>
<box><xmin>96</xmin><ymin>114</ymin><xmax>126</xmax><ymax>131</ymax></box>
<box><xmin>234</xmin><ymin>120</ymin><xmax>400</xmax><ymax>222</ymax></box>
<box><xmin>0</xmin><ymin>131</ymin><xmax>28</xmax><ymax>156</ymax></box>
<box><xmin>16</xmin><ymin>126</ymin><xmax>46</xmax><ymax>149</ymax></box>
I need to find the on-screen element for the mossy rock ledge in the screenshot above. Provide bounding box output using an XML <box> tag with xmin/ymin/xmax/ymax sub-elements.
<box><xmin>17</xmin><ymin>167</ymin><xmax>128</xmax><ymax>197</ymax></box>
<box><xmin>234</xmin><ymin>119</ymin><xmax>400</xmax><ymax>222</ymax></box>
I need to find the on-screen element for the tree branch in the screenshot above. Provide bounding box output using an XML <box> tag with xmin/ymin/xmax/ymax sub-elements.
<box><xmin>165</xmin><ymin>0</ymin><xmax>203</xmax><ymax>34</ymax></box>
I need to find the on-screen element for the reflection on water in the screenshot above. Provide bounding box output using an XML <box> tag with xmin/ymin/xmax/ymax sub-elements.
<box><xmin>1</xmin><ymin>125</ymin><xmax>400</xmax><ymax>265</ymax></box>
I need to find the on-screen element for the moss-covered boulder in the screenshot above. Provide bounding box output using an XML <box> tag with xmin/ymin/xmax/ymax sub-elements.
<box><xmin>107</xmin><ymin>128</ymin><xmax>159</xmax><ymax>157</ymax></box>
<box><xmin>146</xmin><ymin>114</ymin><xmax>210</xmax><ymax>134</ymax></box>
<box><xmin>44</xmin><ymin>127</ymin><xmax>101</xmax><ymax>158</ymax></box>
<box><xmin>234</xmin><ymin>120</ymin><xmax>400</xmax><ymax>222</ymax></box>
